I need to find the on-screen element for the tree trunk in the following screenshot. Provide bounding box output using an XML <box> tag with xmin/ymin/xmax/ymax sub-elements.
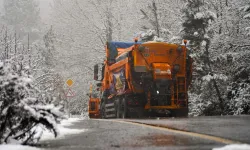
<box><xmin>152</xmin><ymin>1</ymin><xmax>160</xmax><ymax>37</ymax></box>
<box><xmin>106</xmin><ymin>9</ymin><xmax>113</xmax><ymax>42</ymax></box>
<box><xmin>204</xmin><ymin>39</ymin><xmax>224</xmax><ymax>112</ymax></box>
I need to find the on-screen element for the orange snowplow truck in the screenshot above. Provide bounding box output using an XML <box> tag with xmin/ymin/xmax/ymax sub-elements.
<box><xmin>94</xmin><ymin>40</ymin><xmax>193</xmax><ymax>118</ymax></box>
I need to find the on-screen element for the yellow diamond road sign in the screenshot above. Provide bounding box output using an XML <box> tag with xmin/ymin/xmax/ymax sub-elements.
<box><xmin>66</xmin><ymin>79</ymin><xmax>74</xmax><ymax>87</ymax></box>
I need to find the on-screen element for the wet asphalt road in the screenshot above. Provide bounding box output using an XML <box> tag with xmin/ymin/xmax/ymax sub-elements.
<box><xmin>38</xmin><ymin>117</ymin><xmax>240</xmax><ymax>150</ymax></box>
<box><xmin>128</xmin><ymin>115</ymin><xmax>250</xmax><ymax>144</ymax></box>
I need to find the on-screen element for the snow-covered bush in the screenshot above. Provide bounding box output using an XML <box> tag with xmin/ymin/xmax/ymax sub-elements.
<box><xmin>226</xmin><ymin>62</ymin><xmax>250</xmax><ymax>115</ymax></box>
<box><xmin>0</xmin><ymin>60</ymin><xmax>64</xmax><ymax>145</ymax></box>
<box><xmin>188</xmin><ymin>74</ymin><xmax>228</xmax><ymax>116</ymax></box>
<box><xmin>227</xmin><ymin>82</ymin><xmax>250</xmax><ymax>115</ymax></box>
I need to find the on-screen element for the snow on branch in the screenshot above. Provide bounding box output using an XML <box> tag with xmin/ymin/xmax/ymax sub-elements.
<box><xmin>194</xmin><ymin>11</ymin><xmax>217</xmax><ymax>20</ymax></box>
<box><xmin>0</xmin><ymin>57</ymin><xmax>64</xmax><ymax>144</ymax></box>
<box><xmin>243</xmin><ymin>13</ymin><xmax>250</xmax><ymax>19</ymax></box>
<box><xmin>202</xmin><ymin>73</ymin><xmax>228</xmax><ymax>82</ymax></box>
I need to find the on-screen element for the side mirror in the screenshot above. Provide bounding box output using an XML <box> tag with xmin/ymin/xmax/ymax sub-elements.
<box><xmin>94</xmin><ymin>64</ymin><xmax>98</xmax><ymax>80</ymax></box>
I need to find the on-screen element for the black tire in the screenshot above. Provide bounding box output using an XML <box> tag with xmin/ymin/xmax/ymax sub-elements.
<box><xmin>101</xmin><ymin>102</ymin><xmax>106</xmax><ymax>119</ymax></box>
<box><xmin>116</xmin><ymin>99</ymin><xmax>120</xmax><ymax>118</ymax></box>
<box><xmin>121</xmin><ymin>98</ymin><xmax>127</xmax><ymax>119</ymax></box>
<box><xmin>137</xmin><ymin>107</ymin><xmax>145</xmax><ymax>118</ymax></box>
<box><xmin>171</xmin><ymin>108</ymin><xmax>188</xmax><ymax>117</ymax></box>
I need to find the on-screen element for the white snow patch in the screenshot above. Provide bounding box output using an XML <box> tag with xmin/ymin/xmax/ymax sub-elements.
<box><xmin>195</xmin><ymin>12</ymin><xmax>204</xmax><ymax>19</ymax></box>
<box><xmin>243</xmin><ymin>5</ymin><xmax>250</xmax><ymax>12</ymax></box>
<box><xmin>194</xmin><ymin>11</ymin><xmax>216</xmax><ymax>20</ymax></box>
<box><xmin>213</xmin><ymin>144</ymin><xmax>250</xmax><ymax>150</ymax></box>
<box><xmin>244</xmin><ymin>13</ymin><xmax>250</xmax><ymax>19</ymax></box>
<box><xmin>169</xmin><ymin>36</ymin><xmax>182</xmax><ymax>43</ymax></box>
<box><xmin>60</xmin><ymin>118</ymin><xmax>82</xmax><ymax>126</ymax></box>
<box><xmin>202</xmin><ymin>74</ymin><xmax>228</xmax><ymax>82</ymax></box>
<box><xmin>160</xmin><ymin>28</ymin><xmax>172</xmax><ymax>35</ymax></box>
<box><xmin>140</xmin><ymin>29</ymin><xmax>156</xmax><ymax>39</ymax></box>
<box><xmin>153</xmin><ymin>36</ymin><xmax>165</xmax><ymax>42</ymax></box>
<box><xmin>40</xmin><ymin>118</ymin><xmax>86</xmax><ymax>141</ymax></box>
<box><xmin>207</xmin><ymin>11</ymin><xmax>217</xmax><ymax>19</ymax></box>
<box><xmin>0</xmin><ymin>145</ymin><xmax>40</xmax><ymax>150</ymax></box>
<box><xmin>201</xmin><ymin>40</ymin><xmax>207</xmax><ymax>46</ymax></box>
<box><xmin>0</xmin><ymin>62</ymin><xmax>3</xmax><ymax>67</ymax></box>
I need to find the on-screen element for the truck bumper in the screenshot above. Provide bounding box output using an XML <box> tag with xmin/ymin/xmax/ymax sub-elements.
<box><xmin>89</xmin><ymin>112</ymin><xmax>100</xmax><ymax>118</ymax></box>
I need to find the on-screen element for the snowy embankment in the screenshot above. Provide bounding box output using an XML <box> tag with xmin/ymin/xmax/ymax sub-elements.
<box><xmin>0</xmin><ymin>145</ymin><xmax>40</xmax><ymax>150</ymax></box>
<box><xmin>0</xmin><ymin>117</ymin><xmax>87</xmax><ymax>150</ymax></box>
<box><xmin>40</xmin><ymin>117</ymin><xmax>87</xmax><ymax>141</ymax></box>
<box><xmin>213</xmin><ymin>144</ymin><xmax>250</xmax><ymax>150</ymax></box>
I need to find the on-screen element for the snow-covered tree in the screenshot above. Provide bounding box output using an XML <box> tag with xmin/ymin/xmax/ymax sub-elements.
<box><xmin>140</xmin><ymin>1</ymin><xmax>161</xmax><ymax>38</ymax></box>
<box><xmin>0</xmin><ymin>59</ymin><xmax>64</xmax><ymax>144</ymax></box>
<box><xmin>182</xmin><ymin>0</ymin><xmax>250</xmax><ymax>116</ymax></box>
<box><xmin>242</xmin><ymin>2</ymin><xmax>250</xmax><ymax>35</ymax></box>
<box><xmin>0</xmin><ymin>26</ymin><xmax>66</xmax><ymax>144</ymax></box>
<box><xmin>204</xmin><ymin>0</ymin><xmax>250</xmax><ymax>115</ymax></box>
<box><xmin>2</xmin><ymin>0</ymin><xmax>42</xmax><ymax>41</ymax></box>
<box><xmin>224</xmin><ymin>1</ymin><xmax>250</xmax><ymax>115</ymax></box>
<box><xmin>35</xmin><ymin>26</ymin><xmax>65</xmax><ymax>106</ymax></box>
<box><xmin>182</xmin><ymin>0</ymin><xmax>228</xmax><ymax>115</ymax></box>
<box><xmin>138</xmin><ymin>0</ymin><xmax>185</xmax><ymax>42</ymax></box>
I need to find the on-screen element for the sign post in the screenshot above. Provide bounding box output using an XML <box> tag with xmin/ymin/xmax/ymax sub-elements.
<box><xmin>64</xmin><ymin>79</ymin><xmax>75</xmax><ymax>117</ymax></box>
<box><xmin>65</xmin><ymin>79</ymin><xmax>75</xmax><ymax>97</ymax></box>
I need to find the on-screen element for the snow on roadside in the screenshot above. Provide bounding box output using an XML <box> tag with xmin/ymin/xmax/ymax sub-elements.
<box><xmin>0</xmin><ymin>118</ymin><xmax>87</xmax><ymax>150</ymax></box>
<box><xmin>40</xmin><ymin>117</ymin><xmax>87</xmax><ymax>141</ymax></box>
<box><xmin>213</xmin><ymin>144</ymin><xmax>250</xmax><ymax>150</ymax></box>
<box><xmin>0</xmin><ymin>145</ymin><xmax>40</xmax><ymax>150</ymax></box>
<box><xmin>60</xmin><ymin>118</ymin><xmax>83</xmax><ymax>126</ymax></box>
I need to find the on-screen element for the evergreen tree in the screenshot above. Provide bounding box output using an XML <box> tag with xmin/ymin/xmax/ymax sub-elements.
<box><xmin>226</xmin><ymin>1</ymin><xmax>250</xmax><ymax>115</ymax></box>
<box><xmin>182</xmin><ymin>0</ymin><xmax>215</xmax><ymax>50</ymax></box>
<box><xmin>182</xmin><ymin>0</ymin><xmax>226</xmax><ymax>115</ymax></box>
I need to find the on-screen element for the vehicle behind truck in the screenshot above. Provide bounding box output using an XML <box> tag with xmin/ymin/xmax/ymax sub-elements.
<box><xmin>88</xmin><ymin>84</ymin><xmax>100</xmax><ymax>118</ymax></box>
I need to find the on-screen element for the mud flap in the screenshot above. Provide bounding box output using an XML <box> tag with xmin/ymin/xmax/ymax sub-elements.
<box><xmin>171</xmin><ymin>108</ymin><xmax>188</xmax><ymax>117</ymax></box>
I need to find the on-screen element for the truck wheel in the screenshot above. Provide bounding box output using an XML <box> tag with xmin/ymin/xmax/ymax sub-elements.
<box><xmin>137</xmin><ymin>107</ymin><xmax>144</xmax><ymax>118</ymax></box>
<box><xmin>116</xmin><ymin>99</ymin><xmax>120</xmax><ymax>118</ymax></box>
<box><xmin>101</xmin><ymin>103</ymin><xmax>106</xmax><ymax>119</ymax></box>
<box><xmin>171</xmin><ymin>108</ymin><xmax>188</xmax><ymax>117</ymax></box>
<box><xmin>121</xmin><ymin>98</ymin><xmax>127</xmax><ymax>119</ymax></box>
